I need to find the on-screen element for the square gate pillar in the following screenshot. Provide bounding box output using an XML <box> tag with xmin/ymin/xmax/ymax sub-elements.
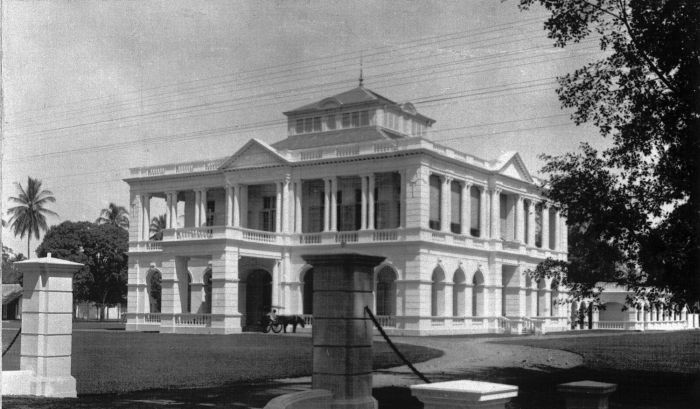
<box><xmin>302</xmin><ymin>253</ymin><xmax>385</xmax><ymax>409</ymax></box>
<box><xmin>15</xmin><ymin>254</ymin><xmax>84</xmax><ymax>398</ymax></box>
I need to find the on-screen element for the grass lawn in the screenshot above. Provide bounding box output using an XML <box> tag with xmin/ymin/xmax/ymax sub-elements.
<box><xmin>2</xmin><ymin>327</ymin><xmax>442</xmax><ymax>395</ymax></box>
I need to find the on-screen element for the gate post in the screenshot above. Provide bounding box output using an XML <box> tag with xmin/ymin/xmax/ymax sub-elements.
<box><xmin>15</xmin><ymin>253</ymin><xmax>83</xmax><ymax>398</ymax></box>
<box><xmin>302</xmin><ymin>253</ymin><xmax>385</xmax><ymax>409</ymax></box>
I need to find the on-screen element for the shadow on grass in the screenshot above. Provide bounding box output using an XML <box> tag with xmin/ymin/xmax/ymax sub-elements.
<box><xmin>374</xmin><ymin>366</ymin><xmax>700</xmax><ymax>409</ymax></box>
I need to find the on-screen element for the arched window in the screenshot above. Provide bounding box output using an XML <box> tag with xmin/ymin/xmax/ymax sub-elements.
<box><xmin>431</xmin><ymin>267</ymin><xmax>445</xmax><ymax>316</ymax></box>
<box><xmin>147</xmin><ymin>269</ymin><xmax>162</xmax><ymax>313</ymax></box>
<box><xmin>376</xmin><ymin>266</ymin><xmax>397</xmax><ymax>316</ymax></box>
<box><xmin>203</xmin><ymin>269</ymin><xmax>212</xmax><ymax>314</ymax></box>
<box><xmin>452</xmin><ymin>269</ymin><xmax>466</xmax><ymax>316</ymax></box>
<box><xmin>472</xmin><ymin>270</ymin><xmax>484</xmax><ymax>317</ymax></box>
<box><xmin>303</xmin><ymin>268</ymin><xmax>314</xmax><ymax>315</ymax></box>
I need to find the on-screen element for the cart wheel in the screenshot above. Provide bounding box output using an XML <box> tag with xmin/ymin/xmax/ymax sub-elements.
<box><xmin>271</xmin><ymin>322</ymin><xmax>283</xmax><ymax>333</ymax></box>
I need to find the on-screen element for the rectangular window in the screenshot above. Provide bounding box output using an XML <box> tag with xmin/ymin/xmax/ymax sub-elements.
<box><xmin>313</xmin><ymin>117</ymin><xmax>322</xmax><ymax>132</ymax></box>
<box><xmin>304</xmin><ymin>118</ymin><xmax>313</xmax><ymax>133</ymax></box>
<box><xmin>206</xmin><ymin>201</ymin><xmax>215</xmax><ymax>227</ymax></box>
<box><xmin>351</xmin><ymin>111</ymin><xmax>360</xmax><ymax>127</ymax></box>
<box><xmin>342</xmin><ymin>113</ymin><xmax>351</xmax><ymax>128</ymax></box>
<box><xmin>327</xmin><ymin>114</ymin><xmax>336</xmax><ymax>130</ymax></box>
<box><xmin>360</xmin><ymin>110</ymin><xmax>369</xmax><ymax>126</ymax></box>
<box><xmin>261</xmin><ymin>196</ymin><xmax>277</xmax><ymax>232</ymax></box>
<box><xmin>470</xmin><ymin>186</ymin><xmax>481</xmax><ymax>237</ymax></box>
<box><xmin>500</xmin><ymin>194</ymin><xmax>508</xmax><ymax>240</ymax></box>
<box><xmin>296</xmin><ymin>119</ymin><xmax>304</xmax><ymax>134</ymax></box>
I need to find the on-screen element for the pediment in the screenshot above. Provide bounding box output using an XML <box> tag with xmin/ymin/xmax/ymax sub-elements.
<box><xmin>496</xmin><ymin>153</ymin><xmax>534</xmax><ymax>183</ymax></box>
<box><xmin>219</xmin><ymin>139</ymin><xmax>288</xmax><ymax>170</ymax></box>
<box><xmin>319</xmin><ymin>97</ymin><xmax>341</xmax><ymax>109</ymax></box>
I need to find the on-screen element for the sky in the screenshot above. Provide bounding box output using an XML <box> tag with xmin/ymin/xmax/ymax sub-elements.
<box><xmin>1</xmin><ymin>0</ymin><xmax>607</xmax><ymax>256</ymax></box>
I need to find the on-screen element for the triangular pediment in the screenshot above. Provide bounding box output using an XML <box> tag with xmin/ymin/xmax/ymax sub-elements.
<box><xmin>219</xmin><ymin>139</ymin><xmax>288</xmax><ymax>170</ymax></box>
<box><xmin>495</xmin><ymin>152</ymin><xmax>534</xmax><ymax>183</ymax></box>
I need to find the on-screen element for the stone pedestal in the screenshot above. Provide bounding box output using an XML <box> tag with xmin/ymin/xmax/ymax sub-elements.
<box><xmin>302</xmin><ymin>253</ymin><xmax>385</xmax><ymax>409</ymax></box>
<box><xmin>411</xmin><ymin>380</ymin><xmax>518</xmax><ymax>409</ymax></box>
<box><xmin>15</xmin><ymin>254</ymin><xmax>84</xmax><ymax>398</ymax></box>
<box><xmin>557</xmin><ymin>380</ymin><xmax>617</xmax><ymax>409</ymax></box>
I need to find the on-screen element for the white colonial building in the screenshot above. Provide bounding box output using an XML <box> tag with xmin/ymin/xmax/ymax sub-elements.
<box><xmin>124</xmin><ymin>85</ymin><xmax>571</xmax><ymax>335</ymax></box>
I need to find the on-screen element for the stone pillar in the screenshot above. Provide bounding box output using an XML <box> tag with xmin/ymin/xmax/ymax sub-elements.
<box><xmin>557</xmin><ymin>381</ymin><xmax>617</xmax><ymax>409</ymax></box>
<box><xmin>211</xmin><ymin>251</ymin><xmax>242</xmax><ymax>334</ymax></box>
<box><xmin>16</xmin><ymin>254</ymin><xmax>84</xmax><ymax>398</ymax></box>
<box><xmin>361</xmin><ymin>175</ymin><xmax>368</xmax><ymax>230</ymax></box>
<box><xmin>399</xmin><ymin>169</ymin><xmax>407</xmax><ymax>228</ymax></box>
<box><xmin>170</xmin><ymin>191</ymin><xmax>179</xmax><ymax>228</ymax></box>
<box><xmin>515</xmin><ymin>195</ymin><xmax>525</xmax><ymax>243</ymax></box>
<box><xmin>461</xmin><ymin>181</ymin><xmax>471</xmax><ymax>236</ymax></box>
<box><xmin>440</xmin><ymin>176</ymin><xmax>451</xmax><ymax>232</ymax></box>
<box><xmin>282</xmin><ymin>176</ymin><xmax>291</xmax><ymax>233</ymax></box>
<box><xmin>225</xmin><ymin>185</ymin><xmax>233</xmax><ymax>227</ymax></box>
<box><xmin>295</xmin><ymin>180</ymin><xmax>302</xmax><ymax>233</ymax></box>
<box><xmin>490</xmin><ymin>188</ymin><xmax>501</xmax><ymax>240</ymax></box>
<box><xmin>412</xmin><ymin>380</ymin><xmax>518</xmax><ymax>409</ymax></box>
<box><xmin>190</xmin><ymin>282</ymin><xmax>204</xmax><ymax>313</ymax></box>
<box><xmin>233</xmin><ymin>184</ymin><xmax>241</xmax><ymax>228</ymax></box>
<box><xmin>552</xmin><ymin>209</ymin><xmax>560</xmax><ymax>251</ymax></box>
<box><xmin>142</xmin><ymin>194</ymin><xmax>150</xmax><ymax>240</ymax></box>
<box><xmin>272</xmin><ymin>260</ymin><xmax>280</xmax><ymax>310</ymax></box>
<box><xmin>330</xmin><ymin>177</ymin><xmax>338</xmax><ymax>232</ymax></box>
<box><xmin>542</xmin><ymin>203</ymin><xmax>550</xmax><ymax>249</ymax></box>
<box><xmin>240</xmin><ymin>185</ymin><xmax>248</xmax><ymax>228</ymax></box>
<box><xmin>275</xmin><ymin>181</ymin><xmax>282</xmax><ymax>233</ymax></box>
<box><xmin>200</xmin><ymin>189</ymin><xmax>208</xmax><ymax>227</ymax></box>
<box><xmin>479</xmin><ymin>186</ymin><xmax>488</xmax><ymax>238</ymax></box>
<box><xmin>194</xmin><ymin>190</ymin><xmax>201</xmax><ymax>227</ymax></box>
<box><xmin>323</xmin><ymin>178</ymin><xmax>331</xmax><ymax>232</ymax></box>
<box><xmin>367</xmin><ymin>174</ymin><xmax>376</xmax><ymax>230</ymax></box>
<box><xmin>527</xmin><ymin>200</ymin><xmax>536</xmax><ymax>247</ymax></box>
<box><xmin>302</xmin><ymin>253</ymin><xmax>385</xmax><ymax>409</ymax></box>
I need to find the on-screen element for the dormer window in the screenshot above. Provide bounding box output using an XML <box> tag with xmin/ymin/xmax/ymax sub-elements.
<box><xmin>295</xmin><ymin>116</ymin><xmax>323</xmax><ymax>135</ymax></box>
<box><xmin>327</xmin><ymin>114</ymin><xmax>336</xmax><ymax>130</ymax></box>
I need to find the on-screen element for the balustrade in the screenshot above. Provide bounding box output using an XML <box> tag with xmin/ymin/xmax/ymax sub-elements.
<box><xmin>174</xmin><ymin>313</ymin><xmax>212</xmax><ymax>327</ymax></box>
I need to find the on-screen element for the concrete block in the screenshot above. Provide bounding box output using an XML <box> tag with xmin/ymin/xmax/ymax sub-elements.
<box><xmin>312</xmin><ymin>318</ymin><xmax>373</xmax><ymax>346</ymax></box>
<box><xmin>411</xmin><ymin>380</ymin><xmax>518</xmax><ymax>409</ymax></box>
<box><xmin>2</xmin><ymin>370</ymin><xmax>34</xmax><ymax>396</ymax></box>
<box><xmin>312</xmin><ymin>346</ymin><xmax>373</xmax><ymax>375</ymax></box>
<box><xmin>312</xmin><ymin>292</ymin><xmax>373</xmax><ymax>318</ymax></box>
<box><xmin>557</xmin><ymin>380</ymin><xmax>617</xmax><ymax>409</ymax></box>
<box><xmin>312</xmin><ymin>373</ymin><xmax>374</xmax><ymax>401</ymax></box>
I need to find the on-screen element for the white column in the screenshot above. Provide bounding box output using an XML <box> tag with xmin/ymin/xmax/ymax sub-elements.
<box><xmin>440</xmin><ymin>176</ymin><xmax>451</xmax><ymax>232</ymax></box>
<box><xmin>480</xmin><ymin>186</ymin><xmax>488</xmax><ymax>238</ymax></box>
<box><xmin>240</xmin><ymin>185</ymin><xmax>248</xmax><ymax>228</ymax></box>
<box><xmin>323</xmin><ymin>178</ymin><xmax>330</xmax><ymax>232</ymax></box>
<box><xmin>542</xmin><ymin>203</ymin><xmax>550</xmax><ymax>249</ymax></box>
<box><xmin>527</xmin><ymin>200</ymin><xmax>536</xmax><ymax>246</ymax></box>
<box><xmin>225</xmin><ymin>185</ymin><xmax>233</xmax><ymax>227</ymax></box>
<box><xmin>399</xmin><ymin>169</ymin><xmax>407</xmax><ymax>228</ymax></box>
<box><xmin>560</xmin><ymin>214</ymin><xmax>568</xmax><ymax>252</ymax></box>
<box><xmin>461</xmin><ymin>182</ymin><xmax>471</xmax><ymax>236</ymax></box>
<box><xmin>200</xmin><ymin>189</ymin><xmax>208</xmax><ymax>227</ymax></box>
<box><xmin>194</xmin><ymin>190</ymin><xmax>201</xmax><ymax>227</ymax></box>
<box><xmin>272</xmin><ymin>260</ymin><xmax>280</xmax><ymax>310</ymax></box>
<box><xmin>233</xmin><ymin>184</ymin><xmax>241</xmax><ymax>227</ymax></box>
<box><xmin>295</xmin><ymin>180</ymin><xmax>302</xmax><ymax>233</ymax></box>
<box><xmin>515</xmin><ymin>195</ymin><xmax>525</xmax><ymax>243</ymax></box>
<box><xmin>490</xmin><ymin>188</ymin><xmax>501</xmax><ymax>239</ymax></box>
<box><xmin>330</xmin><ymin>177</ymin><xmax>338</xmax><ymax>232</ymax></box>
<box><xmin>282</xmin><ymin>177</ymin><xmax>290</xmax><ymax>233</ymax></box>
<box><xmin>141</xmin><ymin>194</ymin><xmax>150</xmax><ymax>241</ymax></box>
<box><xmin>552</xmin><ymin>209</ymin><xmax>560</xmax><ymax>251</ymax></box>
<box><xmin>164</xmin><ymin>193</ymin><xmax>172</xmax><ymax>229</ymax></box>
<box><xmin>361</xmin><ymin>175</ymin><xmax>368</xmax><ymax>230</ymax></box>
<box><xmin>368</xmin><ymin>173</ymin><xmax>376</xmax><ymax>230</ymax></box>
<box><xmin>275</xmin><ymin>181</ymin><xmax>282</xmax><ymax>233</ymax></box>
<box><xmin>170</xmin><ymin>191</ymin><xmax>178</xmax><ymax>228</ymax></box>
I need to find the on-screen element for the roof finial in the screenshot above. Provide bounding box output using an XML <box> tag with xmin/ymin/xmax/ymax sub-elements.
<box><xmin>359</xmin><ymin>52</ymin><xmax>364</xmax><ymax>87</ymax></box>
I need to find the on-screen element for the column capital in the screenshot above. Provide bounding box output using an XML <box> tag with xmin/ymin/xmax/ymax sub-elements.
<box><xmin>462</xmin><ymin>180</ymin><xmax>473</xmax><ymax>189</ymax></box>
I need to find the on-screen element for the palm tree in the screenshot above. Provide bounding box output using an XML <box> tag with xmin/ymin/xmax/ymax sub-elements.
<box><xmin>7</xmin><ymin>177</ymin><xmax>58</xmax><ymax>256</ymax></box>
<box><xmin>96</xmin><ymin>202</ymin><xmax>129</xmax><ymax>229</ymax></box>
<box><xmin>149</xmin><ymin>214</ymin><xmax>167</xmax><ymax>241</ymax></box>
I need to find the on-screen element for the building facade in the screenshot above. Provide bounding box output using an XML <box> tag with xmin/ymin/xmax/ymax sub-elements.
<box><xmin>124</xmin><ymin>86</ymin><xmax>570</xmax><ymax>335</ymax></box>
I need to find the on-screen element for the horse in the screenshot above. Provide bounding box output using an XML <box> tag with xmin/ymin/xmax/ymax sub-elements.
<box><xmin>276</xmin><ymin>315</ymin><xmax>306</xmax><ymax>333</ymax></box>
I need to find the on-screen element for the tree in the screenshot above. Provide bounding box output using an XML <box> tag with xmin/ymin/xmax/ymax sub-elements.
<box><xmin>519</xmin><ymin>1</ymin><xmax>700</xmax><ymax>306</ymax></box>
<box><xmin>96</xmin><ymin>202</ymin><xmax>129</xmax><ymax>230</ymax></box>
<box><xmin>36</xmin><ymin>221</ymin><xmax>128</xmax><ymax>319</ymax></box>
<box><xmin>149</xmin><ymin>214</ymin><xmax>167</xmax><ymax>241</ymax></box>
<box><xmin>7</xmin><ymin>177</ymin><xmax>58</xmax><ymax>256</ymax></box>
<box><xmin>2</xmin><ymin>245</ymin><xmax>26</xmax><ymax>285</ymax></box>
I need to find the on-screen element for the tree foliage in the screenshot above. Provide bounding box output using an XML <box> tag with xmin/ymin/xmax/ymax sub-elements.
<box><xmin>7</xmin><ymin>176</ymin><xmax>58</xmax><ymax>256</ymax></box>
<box><xmin>96</xmin><ymin>202</ymin><xmax>130</xmax><ymax>230</ymax></box>
<box><xmin>36</xmin><ymin>221</ymin><xmax>128</xmax><ymax>317</ymax></box>
<box><xmin>519</xmin><ymin>0</ymin><xmax>700</xmax><ymax>306</ymax></box>
<box><xmin>149</xmin><ymin>214</ymin><xmax>167</xmax><ymax>241</ymax></box>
